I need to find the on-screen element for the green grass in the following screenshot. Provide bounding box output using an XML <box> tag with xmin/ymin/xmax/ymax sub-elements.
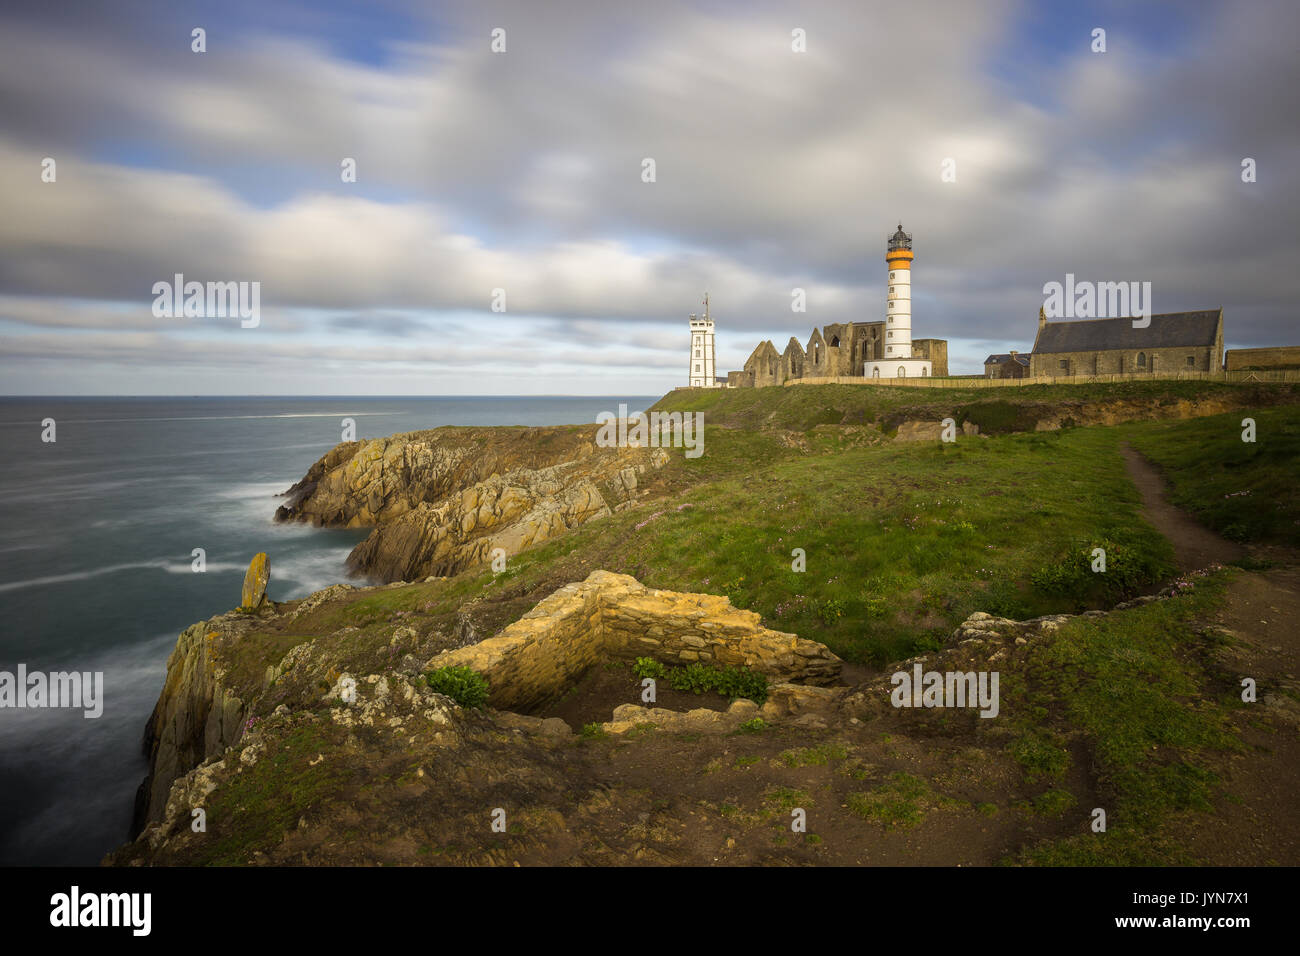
<box><xmin>277</xmin><ymin>392</ymin><xmax>1300</xmax><ymax>678</ymax></box>
<box><xmin>652</xmin><ymin>380</ymin><xmax>1296</xmax><ymax>433</ymax></box>
<box><xmin>192</xmin><ymin>723</ymin><xmax>350</xmax><ymax>866</ymax></box>
<box><xmin>448</xmin><ymin>422</ymin><xmax>1176</xmax><ymax>667</ymax></box>
<box><xmin>1008</xmin><ymin>572</ymin><xmax>1245</xmax><ymax>864</ymax></box>
<box><xmin>1010</xmin><ymin>731</ymin><xmax>1072</xmax><ymax>783</ymax></box>
<box><xmin>846</xmin><ymin>772</ymin><xmax>939</xmax><ymax>828</ymax></box>
<box><xmin>779</xmin><ymin>743</ymin><xmax>849</xmax><ymax>767</ymax></box>
<box><xmin>1122</xmin><ymin>405</ymin><xmax>1300</xmax><ymax>547</ymax></box>
<box><xmin>764</xmin><ymin>786</ymin><xmax>812</xmax><ymax>811</ymax></box>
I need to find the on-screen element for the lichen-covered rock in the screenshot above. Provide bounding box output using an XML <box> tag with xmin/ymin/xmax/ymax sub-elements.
<box><xmin>240</xmin><ymin>552</ymin><xmax>269</xmax><ymax>610</ymax></box>
<box><xmin>134</xmin><ymin>620</ymin><xmax>249</xmax><ymax>831</ymax></box>
<box><xmin>894</xmin><ymin>420</ymin><xmax>945</xmax><ymax>442</ymax></box>
<box><xmin>274</xmin><ymin>426</ymin><xmax>671</xmax><ymax>582</ymax></box>
<box><xmin>603</xmin><ymin>700</ymin><xmax>758</xmax><ymax>735</ymax></box>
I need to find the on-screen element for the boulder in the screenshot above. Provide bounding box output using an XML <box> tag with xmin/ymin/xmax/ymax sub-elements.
<box><xmin>894</xmin><ymin>420</ymin><xmax>945</xmax><ymax>442</ymax></box>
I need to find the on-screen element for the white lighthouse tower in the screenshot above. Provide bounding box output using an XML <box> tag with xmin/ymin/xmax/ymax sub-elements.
<box><xmin>864</xmin><ymin>224</ymin><xmax>932</xmax><ymax>379</ymax></box>
<box><xmin>688</xmin><ymin>293</ymin><xmax>718</xmax><ymax>387</ymax></box>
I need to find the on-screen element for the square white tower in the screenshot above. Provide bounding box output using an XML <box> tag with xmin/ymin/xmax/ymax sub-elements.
<box><xmin>688</xmin><ymin>296</ymin><xmax>717</xmax><ymax>387</ymax></box>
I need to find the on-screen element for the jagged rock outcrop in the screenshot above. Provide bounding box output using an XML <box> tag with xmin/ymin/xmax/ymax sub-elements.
<box><xmin>133</xmin><ymin>618</ymin><xmax>251</xmax><ymax>832</ymax></box>
<box><xmin>275</xmin><ymin>425</ymin><xmax>671</xmax><ymax>582</ymax></box>
<box><xmin>128</xmin><ymin>569</ymin><xmax>840</xmax><ymax>845</ymax></box>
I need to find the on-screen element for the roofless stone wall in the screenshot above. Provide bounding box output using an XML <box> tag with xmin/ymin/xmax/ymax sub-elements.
<box><xmin>425</xmin><ymin>570</ymin><xmax>842</xmax><ymax>712</ymax></box>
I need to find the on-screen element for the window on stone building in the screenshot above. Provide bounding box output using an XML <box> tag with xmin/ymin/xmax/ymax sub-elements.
<box><xmin>1058</xmin><ymin>359</ymin><xmax>1068</xmax><ymax>369</ymax></box>
<box><xmin>872</xmin><ymin>366</ymin><xmax>880</xmax><ymax>378</ymax></box>
<box><xmin>887</xmin><ymin>331</ymin><xmax>893</xmax><ymax>338</ymax></box>
<box><xmin>1138</xmin><ymin>352</ymin><xmax>1146</xmax><ymax>367</ymax></box>
<box><xmin>694</xmin><ymin>364</ymin><xmax>700</xmax><ymax>372</ymax></box>
<box><xmin>898</xmin><ymin>366</ymin><xmax>906</xmax><ymax>377</ymax></box>
<box><xmin>830</xmin><ymin>336</ymin><xmax>839</xmax><ymax>347</ymax></box>
<box><xmin>1186</xmin><ymin>355</ymin><xmax>1195</xmax><ymax>366</ymax></box>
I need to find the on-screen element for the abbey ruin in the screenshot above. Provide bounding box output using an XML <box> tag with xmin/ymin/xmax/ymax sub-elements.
<box><xmin>719</xmin><ymin>225</ymin><xmax>948</xmax><ymax>388</ymax></box>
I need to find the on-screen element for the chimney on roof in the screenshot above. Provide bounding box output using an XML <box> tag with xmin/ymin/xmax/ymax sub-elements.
<box><xmin>1038</xmin><ymin>306</ymin><xmax>1047</xmax><ymax>330</ymax></box>
<box><xmin>1010</xmin><ymin>350</ymin><xmax>1018</xmax><ymax>357</ymax></box>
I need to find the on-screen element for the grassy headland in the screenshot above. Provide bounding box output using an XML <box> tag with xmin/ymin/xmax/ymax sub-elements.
<box><xmin>123</xmin><ymin>381</ymin><xmax>1300</xmax><ymax>866</ymax></box>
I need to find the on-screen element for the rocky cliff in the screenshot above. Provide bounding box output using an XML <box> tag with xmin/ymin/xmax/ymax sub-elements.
<box><xmin>118</xmin><ymin>569</ymin><xmax>847</xmax><ymax>863</ymax></box>
<box><xmin>133</xmin><ymin>615</ymin><xmax>251</xmax><ymax>832</ymax></box>
<box><xmin>275</xmin><ymin>425</ymin><xmax>670</xmax><ymax>582</ymax></box>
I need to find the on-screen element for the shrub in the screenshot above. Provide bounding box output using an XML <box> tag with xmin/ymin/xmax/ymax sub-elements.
<box><xmin>632</xmin><ymin>657</ymin><xmax>768</xmax><ymax>705</ymax></box>
<box><xmin>631</xmin><ymin>657</ymin><xmax>667</xmax><ymax>680</ymax></box>
<box><xmin>424</xmin><ymin>665</ymin><xmax>490</xmax><ymax>709</ymax></box>
<box><xmin>811</xmin><ymin>597</ymin><xmax>846</xmax><ymax>625</ymax></box>
<box><xmin>1030</xmin><ymin>536</ymin><xmax>1168</xmax><ymax>605</ymax></box>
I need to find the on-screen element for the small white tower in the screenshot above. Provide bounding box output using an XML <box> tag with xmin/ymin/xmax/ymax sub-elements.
<box><xmin>688</xmin><ymin>293</ymin><xmax>717</xmax><ymax>387</ymax></box>
<box><xmin>864</xmin><ymin>224</ymin><xmax>932</xmax><ymax>379</ymax></box>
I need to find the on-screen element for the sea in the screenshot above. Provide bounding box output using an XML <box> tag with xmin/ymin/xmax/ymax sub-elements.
<box><xmin>0</xmin><ymin>396</ymin><xmax>656</xmax><ymax>866</ymax></box>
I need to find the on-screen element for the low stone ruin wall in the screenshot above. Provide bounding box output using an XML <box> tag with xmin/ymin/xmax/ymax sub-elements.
<box><xmin>425</xmin><ymin>570</ymin><xmax>842</xmax><ymax>712</ymax></box>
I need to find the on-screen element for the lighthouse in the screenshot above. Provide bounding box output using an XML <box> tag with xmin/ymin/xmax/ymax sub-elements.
<box><xmin>688</xmin><ymin>293</ymin><xmax>718</xmax><ymax>387</ymax></box>
<box><xmin>864</xmin><ymin>224</ymin><xmax>932</xmax><ymax>379</ymax></box>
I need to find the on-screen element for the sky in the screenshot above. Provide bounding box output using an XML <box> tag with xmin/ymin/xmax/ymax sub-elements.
<box><xmin>1</xmin><ymin>0</ymin><xmax>1297</xmax><ymax>395</ymax></box>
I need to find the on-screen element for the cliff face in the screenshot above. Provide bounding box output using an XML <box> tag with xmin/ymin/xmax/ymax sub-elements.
<box><xmin>275</xmin><ymin>425</ymin><xmax>670</xmax><ymax>582</ymax></box>
<box><xmin>134</xmin><ymin>616</ymin><xmax>250</xmax><ymax>832</ymax></box>
<box><xmin>116</xmin><ymin>571</ymin><xmax>847</xmax><ymax>865</ymax></box>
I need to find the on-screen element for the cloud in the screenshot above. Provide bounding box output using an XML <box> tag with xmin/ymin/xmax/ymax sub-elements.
<box><xmin>0</xmin><ymin>0</ymin><xmax>1297</xmax><ymax>394</ymax></box>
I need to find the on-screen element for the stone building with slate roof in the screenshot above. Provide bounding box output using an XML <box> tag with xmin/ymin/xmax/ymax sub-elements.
<box><xmin>1029</xmin><ymin>308</ymin><xmax>1223</xmax><ymax>377</ymax></box>
<box><xmin>983</xmin><ymin>350</ymin><xmax>1030</xmax><ymax>378</ymax></box>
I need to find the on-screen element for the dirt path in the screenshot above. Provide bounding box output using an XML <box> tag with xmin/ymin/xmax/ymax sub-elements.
<box><xmin>1121</xmin><ymin>442</ymin><xmax>1299</xmax><ymax>864</ymax></box>
<box><xmin>1120</xmin><ymin>443</ymin><xmax>1245</xmax><ymax>571</ymax></box>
